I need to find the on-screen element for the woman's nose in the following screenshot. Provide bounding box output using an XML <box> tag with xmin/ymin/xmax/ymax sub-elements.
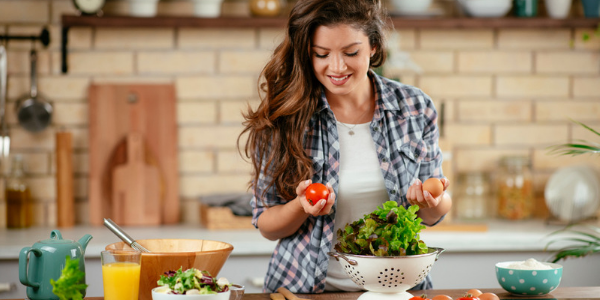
<box><xmin>329</xmin><ymin>54</ymin><xmax>347</xmax><ymax>72</ymax></box>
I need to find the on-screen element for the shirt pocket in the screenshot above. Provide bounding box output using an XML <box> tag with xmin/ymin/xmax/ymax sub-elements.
<box><xmin>398</xmin><ymin>139</ymin><xmax>428</xmax><ymax>180</ymax></box>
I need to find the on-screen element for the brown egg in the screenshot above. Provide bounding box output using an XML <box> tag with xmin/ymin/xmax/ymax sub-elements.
<box><xmin>478</xmin><ymin>293</ymin><xmax>499</xmax><ymax>300</ymax></box>
<box><xmin>467</xmin><ymin>289</ymin><xmax>483</xmax><ymax>297</ymax></box>
<box><xmin>423</xmin><ymin>178</ymin><xmax>443</xmax><ymax>198</ymax></box>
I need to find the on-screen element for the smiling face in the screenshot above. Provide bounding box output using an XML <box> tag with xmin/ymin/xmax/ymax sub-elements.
<box><xmin>311</xmin><ymin>24</ymin><xmax>376</xmax><ymax>99</ymax></box>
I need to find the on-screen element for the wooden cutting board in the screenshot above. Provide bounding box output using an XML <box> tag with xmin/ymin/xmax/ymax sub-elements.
<box><xmin>111</xmin><ymin>133</ymin><xmax>162</xmax><ymax>226</ymax></box>
<box><xmin>88</xmin><ymin>84</ymin><xmax>178</xmax><ymax>226</ymax></box>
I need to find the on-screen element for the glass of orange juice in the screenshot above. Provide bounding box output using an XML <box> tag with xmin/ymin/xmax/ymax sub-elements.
<box><xmin>101</xmin><ymin>250</ymin><xmax>141</xmax><ymax>300</ymax></box>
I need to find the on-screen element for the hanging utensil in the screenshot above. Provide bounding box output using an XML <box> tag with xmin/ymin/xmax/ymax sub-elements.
<box><xmin>0</xmin><ymin>45</ymin><xmax>9</xmax><ymax>160</ymax></box>
<box><xmin>15</xmin><ymin>48</ymin><xmax>52</xmax><ymax>133</ymax></box>
<box><xmin>103</xmin><ymin>218</ymin><xmax>151</xmax><ymax>252</ymax></box>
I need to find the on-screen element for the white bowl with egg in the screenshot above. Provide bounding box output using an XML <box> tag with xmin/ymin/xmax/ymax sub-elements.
<box><xmin>495</xmin><ymin>259</ymin><xmax>563</xmax><ymax>296</ymax></box>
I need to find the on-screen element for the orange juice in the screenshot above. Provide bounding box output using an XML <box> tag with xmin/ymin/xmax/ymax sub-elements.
<box><xmin>102</xmin><ymin>262</ymin><xmax>141</xmax><ymax>300</ymax></box>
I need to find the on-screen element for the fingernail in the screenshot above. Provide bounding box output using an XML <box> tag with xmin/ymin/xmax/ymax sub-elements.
<box><xmin>326</xmin><ymin>182</ymin><xmax>332</xmax><ymax>188</ymax></box>
<box><xmin>305</xmin><ymin>180</ymin><xmax>311</xmax><ymax>185</ymax></box>
<box><xmin>423</xmin><ymin>190</ymin><xmax>430</xmax><ymax>197</ymax></box>
<box><xmin>321</xmin><ymin>200</ymin><xmax>326</xmax><ymax>206</ymax></box>
<box><xmin>416</xmin><ymin>179</ymin><xmax>422</xmax><ymax>185</ymax></box>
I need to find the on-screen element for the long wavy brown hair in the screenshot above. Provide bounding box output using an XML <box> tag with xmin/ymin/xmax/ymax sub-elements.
<box><xmin>238</xmin><ymin>0</ymin><xmax>390</xmax><ymax>201</ymax></box>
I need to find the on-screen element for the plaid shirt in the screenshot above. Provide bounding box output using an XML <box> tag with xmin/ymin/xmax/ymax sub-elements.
<box><xmin>250</xmin><ymin>71</ymin><xmax>444</xmax><ymax>293</ymax></box>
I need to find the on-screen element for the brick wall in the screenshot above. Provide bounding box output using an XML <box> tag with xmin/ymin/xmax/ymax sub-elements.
<box><xmin>0</xmin><ymin>0</ymin><xmax>599</xmax><ymax>227</ymax></box>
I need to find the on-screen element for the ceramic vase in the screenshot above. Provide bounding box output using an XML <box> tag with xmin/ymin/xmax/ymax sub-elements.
<box><xmin>581</xmin><ymin>0</ymin><xmax>600</xmax><ymax>18</ymax></box>
<box><xmin>249</xmin><ymin>0</ymin><xmax>282</xmax><ymax>17</ymax></box>
<box><xmin>544</xmin><ymin>0</ymin><xmax>572</xmax><ymax>18</ymax></box>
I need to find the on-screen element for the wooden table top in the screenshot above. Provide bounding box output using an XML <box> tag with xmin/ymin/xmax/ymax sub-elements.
<box><xmin>33</xmin><ymin>286</ymin><xmax>595</xmax><ymax>300</ymax></box>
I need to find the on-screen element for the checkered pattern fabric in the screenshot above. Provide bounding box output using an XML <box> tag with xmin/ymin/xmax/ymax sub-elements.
<box><xmin>250</xmin><ymin>71</ymin><xmax>444</xmax><ymax>293</ymax></box>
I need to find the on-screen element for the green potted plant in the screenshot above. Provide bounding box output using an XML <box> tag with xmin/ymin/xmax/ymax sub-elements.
<box><xmin>545</xmin><ymin>120</ymin><xmax>600</xmax><ymax>262</ymax></box>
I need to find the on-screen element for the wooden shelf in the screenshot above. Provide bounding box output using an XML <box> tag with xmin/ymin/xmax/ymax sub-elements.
<box><xmin>62</xmin><ymin>14</ymin><xmax>599</xmax><ymax>29</ymax></box>
<box><xmin>59</xmin><ymin>15</ymin><xmax>600</xmax><ymax>73</ymax></box>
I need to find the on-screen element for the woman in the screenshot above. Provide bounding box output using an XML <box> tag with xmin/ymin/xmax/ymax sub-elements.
<box><xmin>239</xmin><ymin>0</ymin><xmax>452</xmax><ymax>294</ymax></box>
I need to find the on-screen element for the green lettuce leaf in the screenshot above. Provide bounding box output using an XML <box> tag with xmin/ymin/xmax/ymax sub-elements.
<box><xmin>334</xmin><ymin>201</ymin><xmax>427</xmax><ymax>256</ymax></box>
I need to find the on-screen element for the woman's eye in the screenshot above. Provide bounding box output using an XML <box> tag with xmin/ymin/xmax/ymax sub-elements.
<box><xmin>346</xmin><ymin>51</ymin><xmax>359</xmax><ymax>57</ymax></box>
<box><xmin>315</xmin><ymin>53</ymin><xmax>328</xmax><ymax>58</ymax></box>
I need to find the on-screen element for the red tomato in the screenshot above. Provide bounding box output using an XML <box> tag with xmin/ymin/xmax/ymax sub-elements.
<box><xmin>305</xmin><ymin>183</ymin><xmax>329</xmax><ymax>205</ymax></box>
<box><xmin>409</xmin><ymin>295</ymin><xmax>431</xmax><ymax>300</ymax></box>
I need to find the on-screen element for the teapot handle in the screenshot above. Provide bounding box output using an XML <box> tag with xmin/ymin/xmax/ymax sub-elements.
<box><xmin>19</xmin><ymin>247</ymin><xmax>43</xmax><ymax>288</ymax></box>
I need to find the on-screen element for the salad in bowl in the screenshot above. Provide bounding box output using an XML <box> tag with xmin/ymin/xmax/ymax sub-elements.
<box><xmin>152</xmin><ymin>268</ymin><xmax>230</xmax><ymax>300</ymax></box>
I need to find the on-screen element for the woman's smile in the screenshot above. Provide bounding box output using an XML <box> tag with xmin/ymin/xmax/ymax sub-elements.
<box><xmin>329</xmin><ymin>74</ymin><xmax>352</xmax><ymax>85</ymax></box>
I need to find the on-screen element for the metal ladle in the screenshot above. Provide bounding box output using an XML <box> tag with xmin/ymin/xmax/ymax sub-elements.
<box><xmin>15</xmin><ymin>48</ymin><xmax>52</xmax><ymax>133</ymax></box>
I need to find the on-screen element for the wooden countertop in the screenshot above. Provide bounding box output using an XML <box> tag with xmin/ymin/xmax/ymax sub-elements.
<box><xmin>13</xmin><ymin>287</ymin><xmax>593</xmax><ymax>300</ymax></box>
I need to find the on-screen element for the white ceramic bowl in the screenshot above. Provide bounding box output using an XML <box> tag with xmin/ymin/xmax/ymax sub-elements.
<box><xmin>495</xmin><ymin>261</ymin><xmax>563</xmax><ymax>296</ymax></box>
<box><xmin>390</xmin><ymin>0</ymin><xmax>433</xmax><ymax>14</ymax></box>
<box><xmin>191</xmin><ymin>0</ymin><xmax>224</xmax><ymax>18</ymax></box>
<box><xmin>151</xmin><ymin>288</ymin><xmax>230</xmax><ymax>300</ymax></box>
<box><xmin>128</xmin><ymin>0</ymin><xmax>159</xmax><ymax>17</ymax></box>
<box><xmin>457</xmin><ymin>0</ymin><xmax>512</xmax><ymax>17</ymax></box>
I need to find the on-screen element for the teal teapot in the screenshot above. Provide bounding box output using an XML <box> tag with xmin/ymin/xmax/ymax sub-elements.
<box><xmin>19</xmin><ymin>230</ymin><xmax>93</xmax><ymax>300</ymax></box>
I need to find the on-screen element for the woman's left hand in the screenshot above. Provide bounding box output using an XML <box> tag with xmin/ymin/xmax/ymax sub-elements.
<box><xmin>406</xmin><ymin>178</ymin><xmax>449</xmax><ymax>209</ymax></box>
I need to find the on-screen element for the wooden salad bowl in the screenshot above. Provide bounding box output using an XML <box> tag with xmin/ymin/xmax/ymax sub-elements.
<box><xmin>105</xmin><ymin>239</ymin><xmax>234</xmax><ymax>300</ymax></box>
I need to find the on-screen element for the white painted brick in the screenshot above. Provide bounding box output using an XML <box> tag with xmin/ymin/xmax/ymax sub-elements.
<box><xmin>420</xmin><ymin>29</ymin><xmax>494</xmax><ymax>50</ymax></box>
<box><xmin>536</xmin><ymin>100</ymin><xmax>600</xmax><ymax>122</ymax></box>
<box><xmin>217</xmin><ymin>150</ymin><xmax>252</xmax><ymax>174</ymax></box>
<box><xmin>220</xmin><ymin>50</ymin><xmax>271</xmax><ymax>74</ymax></box>
<box><xmin>0</xmin><ymin>1</ymin><xmax>48</xmax><ymax>24</ymax></box>
<box><xmin>258</xmin><ymin>28</ymin><xmax>285</xmax><ymax>50</ymax></box>
<box><xmin>179</xmin><ymin>126</ymin><xmax>245</xmax><ymax>148</ymax></box>
<box><xmin>179</xmin><ymin>150</ymin><xmax>215</xmax><ymax>173</ymax></box>
<box><xmin>52</xmin><ymin>102</ymin><xmax>88</xmax><ymax>125</ymax></box>
<box><xmin>138</xmin><ymin>51</ymin><xmax>216</xmax><ymax>74</ymax></box>
<box><xmin>67</xmin><ymin>52</ymin><xmax>134</xmax><ymax>75</ymax></box>
<box><xmin>496</xmin><ymin>76</ymin><xmax>569</xmax><ymax>98</ymax></box>
<box><xmin>179</xmin><ymin>29</ymin><xmax>256</xmax><ymax>49</ymax></box>
<box><xmin>573</xmin><ymin>77</ymin><xmax>600</xmax><ymax>97</ymax></box>
<box><xmin>458</xmin><ymin>51</ymin><xmax>532</xmax><ymax>73</ymax></box>
<box><xmin>455</xmin><ymin>149</ymin><xmax>529</xmax><ymax>172</ymax></box>
<box><xmin>498</xmin><ymin>29</ymin><xmax>571</xmax><ymax>49</ymax></box>
<box><xmin>419</xmin><ymin>76</ymin><xmax>492</xmax><ymax>97</ymax></box>
<box><xmin>96</xmin><ymin>28</ymin><xmax>174</xmax><ymax>50</ymax></box>
<box><xmin>178</xmin><ymin>102</ymin><xmax>218</xmax><ymax>124</ymax></box>
<box><xmin>495</xmin><ymin>124</ymin><xmax>568</xmax><ymax>146</ymax></box>
<box><xmin>536</xmin><ymin>52</ymin><xmax>600</xmax><ymax>74</ymax></box>
<box><xmin>458</xmin><ymin>100</ymin><xmax>532</xmax><ymax>122</ymax></box>
<box><xmin>177</xmin><ymin>75</ymin><xmax>254</xmax><ymax>99</ymax></box>
<box><xmin>180</xmin><ymin>174</ymin><xmax>249</xmax><ymax>197</ymax></box>
<box><xmin>39</xmin><ymin>76</ymin><xmax>90</xmax><ymax>100</ymax></box>
<box><xmin>10</xmin><ymin>127</ymin><xmax>54</xmax><ymax>150</ymax></box>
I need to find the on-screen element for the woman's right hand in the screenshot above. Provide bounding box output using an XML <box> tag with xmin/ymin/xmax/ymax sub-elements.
<box><xmin>297</xmin><ymin>179</ymin><xmax>336</xmax><ymax>216</ymax></box>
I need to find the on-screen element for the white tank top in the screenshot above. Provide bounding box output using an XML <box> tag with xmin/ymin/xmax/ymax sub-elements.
<box><xmin>325</xmin><ymin>121</ymin><xmax>389</xmax><ymax>292</ymax></box>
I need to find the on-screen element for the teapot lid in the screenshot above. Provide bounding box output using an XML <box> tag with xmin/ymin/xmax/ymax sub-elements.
<box><xmin>38</xmin><ymin>230</ymin><xmax>73</xmax><ymax>244</ymax></box>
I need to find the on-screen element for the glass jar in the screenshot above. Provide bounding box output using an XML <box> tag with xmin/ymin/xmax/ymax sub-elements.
<box><xmin>496</xmin><ymin>156</ymin><xmax>534</xmax><ymax>220</ymax></box>
<box><xmin>5</xmin><ymin>154</ymin><xmax>32</xmax><ymax>228</ymax></box>
<box><xmin>455</xmin><ymin>172</ymin><xmax>490</xmax><ymax>220</ymax></box>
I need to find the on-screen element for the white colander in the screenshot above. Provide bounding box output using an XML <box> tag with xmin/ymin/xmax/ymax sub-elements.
<box><xmin>328</xmin><ymin>247</ymin><xmax>444</xmax><ymax>300</ymax></box>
